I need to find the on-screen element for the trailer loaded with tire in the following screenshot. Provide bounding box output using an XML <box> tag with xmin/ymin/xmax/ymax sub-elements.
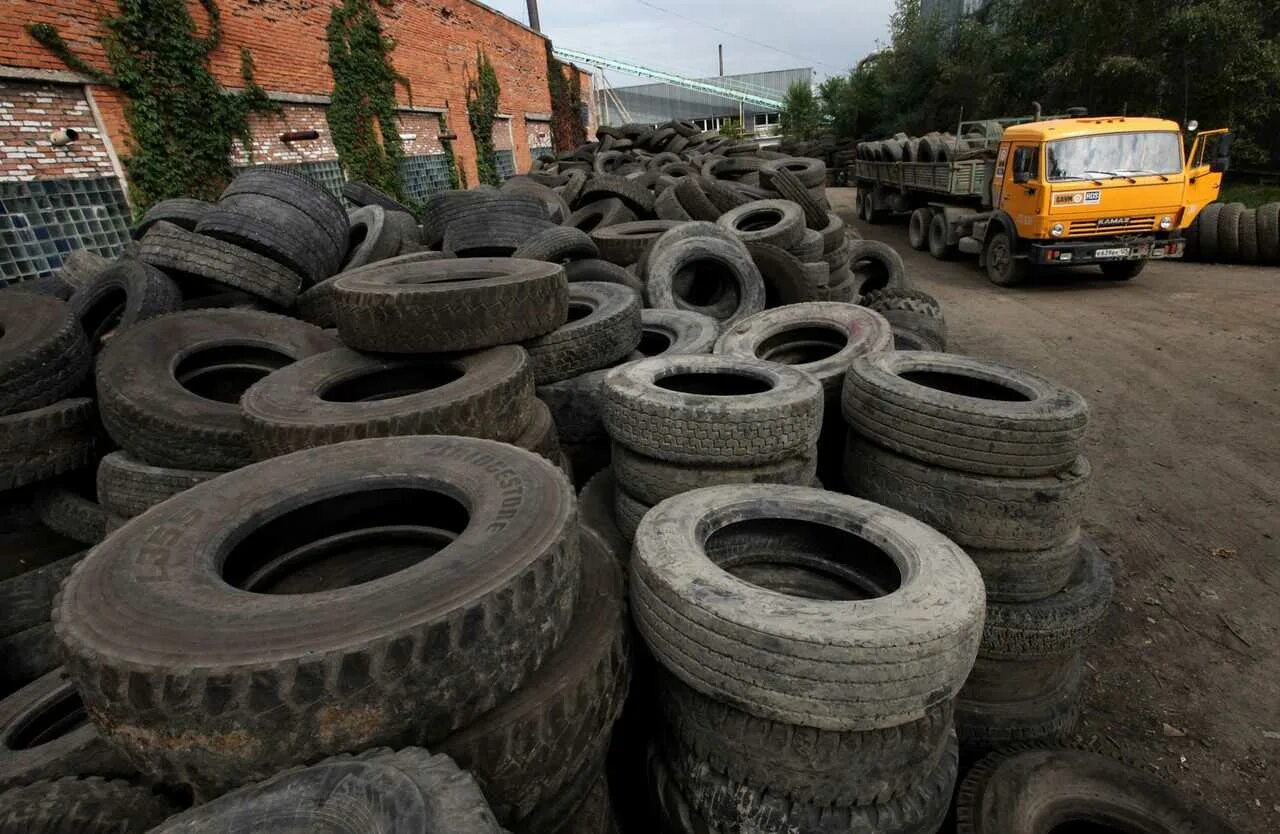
<box><xmin>0</xmin><ymin>121</ymin><xmax>1242</xmax><ymax>834</ymax></box>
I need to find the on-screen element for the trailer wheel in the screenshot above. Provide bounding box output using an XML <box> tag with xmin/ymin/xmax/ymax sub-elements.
<box><xmin>985</xmin><ymin>231</ymin><xmax>1029</xmax><ymax>287</ymax></box>
<box><xmin>927</xmin><ymin>213</ymin><xmax>955</xmax><ymax>260</ymax></box>
<box><xmin>1099</xmin><ymin>260</ymin><xmax>1144</xmax><ymax>280</ymax></box>
<box><xmin>908</xmin><ymin>208</ymin><xmax>933</xmax><ymax>251</ymax></box>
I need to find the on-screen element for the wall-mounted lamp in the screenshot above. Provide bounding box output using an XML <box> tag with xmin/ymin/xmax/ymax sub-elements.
<box><xmin>279</xmin><ymin>129</ymin><xmax>320</xmax><ymax>142</ymax></box>
<box><xmin>49</xmin><ymin>127</ymin><xmax>79</xmax><ymax>147</ymax></box>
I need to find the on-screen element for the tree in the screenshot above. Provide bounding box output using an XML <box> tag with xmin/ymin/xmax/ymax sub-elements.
<box><xmin>780</xmin><ymin>81</ymin><xmax>821</xmax><ymax>141</ymax></box>
<box><xmin>719</xmin><ymin>118</ymin><xmax>746</xmax><ymax>139</ymax></box>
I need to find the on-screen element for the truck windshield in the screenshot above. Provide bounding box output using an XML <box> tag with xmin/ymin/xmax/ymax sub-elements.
<box><xmin>1046</xmin><ymin>132</ymin><xmax>1182</xmax><ymax>181</ymax></box>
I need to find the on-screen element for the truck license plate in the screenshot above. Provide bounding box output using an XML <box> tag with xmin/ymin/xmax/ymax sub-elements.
<box><xmin>1094</xmin><ymin>247</ymin><xmax>1129</xmax><ymax>259</ymax></box>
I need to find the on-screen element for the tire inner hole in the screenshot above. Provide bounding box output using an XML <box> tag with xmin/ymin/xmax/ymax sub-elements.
<box><xmin>404</xmin><ymin>270</ymin><xmax>506</xmax><ymax>284</ymax></box>
<box><xmin>706</xmin><ymin>519</ymin><xmax>902</xmax><ymax>601</ymax></box>
<box><xmin>224</xmin><ymin>488</ymin><xmax>469</xmax><ymax>595</ymax></box>
<box><xmin>636</xmin><ymin>328</ymin><xmax>674</xmax><ymax>356</ymax></box>
<box><xmin>574</xmin><ymin>211</ymin><xmax>604</xmax><ymax>232</ymax></box>
<box><xmin>735</xmin><ymin>208</ymin><xmax>784</xmax><ymax>232</ymax></box>
<box><xmin>757</xmin><ymin>325</ymin><xmax>848</xmax><ymax>365</ymax></box>
<box><xmin>175</xmin><ymin>344</ymin><xmax>294</xmax><ymax>403</ymax></box>
<box><xmin>852</xmin><ymin>259</ymin><xmax>892</xmax><ymax>294</ymax></box>
<box><xmin>8</xmin><ymin>687</ymin><xmax>88</xmax><ymax>749</ymax></box>
<box><xmin>322</xmin><ymin>363</ymin><xmax>464</xmax><ymax>402</ymax></box>
<box><xmin>342</xmin><ymin>222</ymin><xmax>370</xmax><ymax>266</ymax></box>
<box><xmin>566</xmin><ymin>302</ymin><xmax>593</xmax><ymax>323</ymax></box>
<box><xmin>672</xmin><ymin>259</ymin><xmax>737</xmax><ymax>310</ymax></box>
<box><xmin>79</xmin><ymin>287</ymin><xmax>127</xmax><ymax>346</ymax></box>
<box><xmin>656</xmin><ymin>370</ymin><xmax>772</xmax><ymax>396</ymax></box>
<box><xmin>899</xmin><ymin>370</ymin><xmax>1030</xmax><ymax>402</ymax></box>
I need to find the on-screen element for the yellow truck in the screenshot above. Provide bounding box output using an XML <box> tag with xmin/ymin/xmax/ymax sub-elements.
<box><xmin>853</xmin><ymin>114</ymin><xmax>1232</xmax><ymax>285</ymax></box>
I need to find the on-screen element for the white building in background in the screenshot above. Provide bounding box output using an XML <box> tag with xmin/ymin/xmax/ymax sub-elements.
<box><xmin>600</xmin><ymin>68</ymin><xmax>812</xmax><ymax>138</ymax></box>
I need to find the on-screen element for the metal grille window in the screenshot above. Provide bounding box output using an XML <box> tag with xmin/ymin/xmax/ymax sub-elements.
<box><xmin>399</xmin><ymin>154</ymin><xmax>457</xmax><ymax>204</ymax></box>
<box><xmin>233</xmin><ymin>159</ymin><xmax>346</xmax><ymax>200</ymax></box>
<box><xmin>495</xmin><ymin>150</ymin><xmax>517</xmax><ymax>180</ymax></box>
<box><xmin>0</xmin><ymin>177</ymin><xmax>131</xmax><ymax>283</ymax></box>
<box><xmin>529</xmin><ymin>145</ymin><xmax>554</xmax><ymax>163</ymax></box>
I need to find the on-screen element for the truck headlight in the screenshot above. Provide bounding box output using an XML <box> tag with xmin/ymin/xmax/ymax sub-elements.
<box><xmin>1050</xmin><ymin>223</ymin><xmax>1064</xmax><ymax>237</ymax></box>
<box><xmin>1159</xmin><ymin>216</ymin><xmax>1173</xmax><ymax>230</ymax></box>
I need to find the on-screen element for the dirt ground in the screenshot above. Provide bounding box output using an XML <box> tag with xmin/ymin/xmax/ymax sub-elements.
<box><xmin>829</xmin><ymin>188</ymin><xmax>1280</xmax><ymax>832</ymax></box>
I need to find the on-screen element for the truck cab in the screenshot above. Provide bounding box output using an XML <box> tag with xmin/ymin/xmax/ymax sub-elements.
<box><xmin>980</xmin><ymin>116</ymin><xmax>1230</xmax><ymax>284</ymax></box>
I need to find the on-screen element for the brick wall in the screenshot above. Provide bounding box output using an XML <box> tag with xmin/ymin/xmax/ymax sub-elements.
<box><xmin>230</xmin><ymin>102</ymin><xmax>337</xmax><ymax>166</ymax></box>
<box><xmin>0</xmin><ymin>0</ymin><xmax>592</xmax><ymax>185</ymax></box>
<box><xmin>0</xmin><ymin>80</ymin><xmax>114</xmax><ymax>180</ymax></box>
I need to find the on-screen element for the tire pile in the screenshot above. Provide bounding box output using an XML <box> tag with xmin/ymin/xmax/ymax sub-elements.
<box><xmin>1184</xmin><ymin>200</ymin><xmax>1280</xmax><ymax>265</ymax></box>
<box><xmin>841</xmin><ymin>351</ymin><xmax>1114</xmax><ymax>750</ymax></box>
<box><xmin>854</xmin><ymin>125</ymin><xmax>1000</xmax><ymax>165</ymax></box>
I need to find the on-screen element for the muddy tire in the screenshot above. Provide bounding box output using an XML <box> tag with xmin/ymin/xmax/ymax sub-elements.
<box><xmin>342</xmin><ymin>205</ymin><xmax>402</xmax><ymax>270</ymax></box>
<box><xmin>515</xmin><ymin>398</ymin><xmax>561</xmax><ymax>462</ymax></box>
<box><xmin>0</xmin><ymin>295</ymin><xmax>90</xmax><ymax>417</ymax></box>
<box><xmin>1256</xmin><ymin>202</ymin><xmax>1280</xmax><ymax>263</ymax></box>
<box><xmin>743</xmin><ymin>243</ymin><xmax>822</xmax><ymax>306</ymax></box>
<box><xmin>844</xmin><ymin>434</ymin><xmax>1091</xmax><ymax>551</ymax></box>
<box><xmin>842</xmin><ymin>351</ymin><xmax>1089</xmax><ymax>477</ymax></box>
<box><xmin>767</xmin><ymin>167</ymin><xmax>828</xmax><ymax>229</ymax></box>
<box><xmin>968</xmin><ymin>531</ymin><xmax>1082</xmax><ymax>603</ymax></box>
<box><xmin>333</xmin><ymin>257</ymin><xmax>568</xmax><ymax>353</ymax></box>
<box><xmin>927</xmin><ymin>212</ymin><xmax>954</xmax><ymax>260</ymax></box>
<box><xmin>564</xmin><ymin>259</ymin><xmax>644</xmax><ymax>295</ymax></box>
<box><xmin>33</xmin><ymin>484</ymin><xmax>106</xmax><ymax>545</ymax></box>
<box><xmin>956</xmin><ymin>653</ymin><xmax>1082</xmax><ymax>750</ymax></box>
<box><xmin>138</xmin><ymin>221</ymin><xmax>303</xmax><ymax>307</ymax></box>
<box><xmin>537</xmin><ymin>368</ymin><xmax>610</xmax><ymax>447</ymax></box>
<box><xmin>985</xmin><ymin>230</ymin><xmax>1030</xmax><ymax>287</ymax></box>
<box><xmin>590</xmin><ymin>221</ymin><xmax>680</xmax><ymax>266</ymax></box>
<box><xmin>0</xmin><ymin>399</ymin><xmax>98</xmax><ymax>491</ymax></box>
<box><xmin>68</xmin><ymin>259</ymin><xmax>182</xmax><ymax>352</ymax></box>
<box><xmin>95</xmin><ymin>452</ymin><xmax>219</xmax><ymax>519</ymax></box>
<box><xmin>514</xmin><ymin>226</ymin><xmax>600</xmax><ymax>263</ymax></box>
<box><xmin>847</xmin><ymin>239</ymin><xmax>907</xmax><ymax>297</ymax></box>
<box><xmin>242</xmin><ymin>345</ymin><xmax>535</xmax><ymax>457</ymax></box>
<box><xmin>631</xmin><ymin>485</ymin><xmax>985</xmax><ymax>730</ymax></box>
<box><xmin>907</xmin><ymin>207</ymin><xmax>933</xmax><ymax>251</ymax></box>
<box><xmin>1237</xmin><ymin>207</ymin><xmax>1259</xmax><ymax>264</ymax></box>
<box><xmin>602</xmin><ymin>355</ymin><xmax>823</xmax><ymax>466</ymax></box>
<box><xmin>612</xmin><ymin>486</ymin><xmax>650</xmax><ymax>542</ymax></box>
<box><xmin>655</xmin><ymin>185</ymin><xmax>694</xmax><ymax>221</ymax></box>
<box><xmin>643</xmin><ymin>237</ymin><xmax>765</xmax><ymax>328</ymax></box>
<box><xmin>860</xmin><ymin>288</ymin><xmax>947</xmax><ymax>351</ymax></box>
<box><xmin>612</xmin><ymin>443</ymin><xmax>815</xmax><ymax>507</ymax></box>
<box><xmin>295</xmin><ymin>251</ymin><xmax>453</xmax><ymax>328</ymax></box>
<box><xmin>55</xmin><ymin>436</ymin><xmax>579</xmax><ymax>798</ymax></box>
<box><xmin>521</xmin><ymin>282</ymin><xmax>642</xmax><ymax>384</ymax></box>
<box><xmin>0</xmin><ymin>543</ymin><xmax>83</xmax><ymax>639</ymax></box>
<box><xmin>0</xmin><ymin>777</ymin><xmax>174</xmax><ymax>834</ymax></box>
<box><xmin>716</xmin><ymin>200</ymin><xmax>805</xmax><ymax>249</ymax></box>
<box><xmin>633</xmin><ymin>309</ymin><xmax>719</xmax><ymax>359</ymax></box>
<box><xmin>0</xmin><ymin>668</ymin><xmax>134</xmax><ymax>790</ymax></box>
<box><xmin>566</xmin><ymin>198</ymin><xmax>638</xmax><ymax>233</ymax></box>
<box><xmin>438</xmin><ymin>534</ymin><xmax>629</xmax><ymax>824</ymax></box>
<box><xmin>96</xmin><ymin>310</ymin><xmax>339</xmax><ymax>469</ymax></box>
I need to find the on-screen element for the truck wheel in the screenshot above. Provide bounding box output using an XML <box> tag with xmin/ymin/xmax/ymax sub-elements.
<box><xmin>984</xmin><ymin>231</ymin><xmax>1029</xmax><ymax>287</ymax></box>
<box><xmin>1099</xmin><ymin>261</ymin><xmax>1145</xmax><ymax>280</ymax></box>
<box><xmin>907</xmin><ymin>208</ymin><xmax>933</xmax><ymax>251</ymax></box>
<box><xmin>927</xmin><ymin>213</ymin><xmax>955</xmax><ymax>260</ymax></box>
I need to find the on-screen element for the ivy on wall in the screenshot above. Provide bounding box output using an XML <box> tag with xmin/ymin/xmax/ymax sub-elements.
<box><xmin>546</xmin><ymin>46</ymin><xmax>586</xmax><ymax>152</ymax></box>
<box><xmin>466</xmin><ymin>47</ymin><xmax>501</xmax><ymax>187</ymax></box>
<box><xmin>326</xmin><ymin>0</ymin><xmax>412</xmax><ymax>201</ymax></box>
<box><xmin>437</xmin><ymin>113</ymin><xmax>462</xmax><ymax>190</ymax></box>
<box><xmin>28</xmin><ymin>0</ymin><xmax>278</xmax><ymax>212</ymax></box>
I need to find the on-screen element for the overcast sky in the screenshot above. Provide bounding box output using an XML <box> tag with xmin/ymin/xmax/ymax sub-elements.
<box><xmin>482</xmin><ymin>0</ymin><xmax>895</xmax><ymax>87</ymax></box>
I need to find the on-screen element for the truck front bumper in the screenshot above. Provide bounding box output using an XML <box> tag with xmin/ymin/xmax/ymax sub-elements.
<box><xmin>1031</xmin><ymin>236</ymin><xmax>1184</xmax><ymax>265</ymax></box>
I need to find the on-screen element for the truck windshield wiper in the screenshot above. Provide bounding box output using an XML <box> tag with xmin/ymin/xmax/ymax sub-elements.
<box><xmin>1083</xmin><ymin>170</ymin><xmax>1130</xmax><ymax>181</ymax></box>
<box><xmin>1123</xmin><ymin>169</ymin><xmax>1170</xmax><ymax>181</ymax></box>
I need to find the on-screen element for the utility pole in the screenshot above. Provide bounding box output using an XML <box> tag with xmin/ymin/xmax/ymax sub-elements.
<box><xmin>526</xmin><ymin>0</ymin><xmax>540</xmax><ymax>31</ymax></box>
<box><xmin>718</xmin><ymin>44</ymin><xmax>724</xmax><ymax>77</ymax></box>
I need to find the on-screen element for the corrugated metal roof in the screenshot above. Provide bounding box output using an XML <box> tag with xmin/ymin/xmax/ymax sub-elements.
<box><xmin>603</xmin><ymin>67</ymin><xmax>812</xmax><ymax>125</ymax></box>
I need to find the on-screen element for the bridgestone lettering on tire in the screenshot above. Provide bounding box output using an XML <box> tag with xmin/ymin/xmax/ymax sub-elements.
<box><xmin>602</xmin><ymin>355</ymin><xmax>823</xmax><ymax>466</ymax></box>
<box><xmin>333</xmin><ymin>257</ymin><xmax>568</xmax><ymax>353</ymax></box>
<box><xmin>631</xmin><ymin>485</ymin><xmax>986</xmax><ymax>730</ymax></box>
<box><xmin>843</xmin><ymin>351</ymin><xmax>1089</xmax><ymax>477</ymax></box>
<box><xmin>55</xmin><ymin>436</ymin><xmax>580</xmax><ymax>797</ymax></box>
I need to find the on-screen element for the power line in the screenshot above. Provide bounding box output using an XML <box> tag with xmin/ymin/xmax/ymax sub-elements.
<box><xmin>630</xmin><ymin>0</ymin><xmax>841</xmax><ymax>73</ymax></box>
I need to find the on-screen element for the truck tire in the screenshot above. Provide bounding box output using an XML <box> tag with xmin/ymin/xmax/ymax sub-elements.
<box><xmin>1196</xmin><ymin>202</ymin><xmax>1224</xmax><ymax>261</ymax></box>
<box><xmin>442</xmin><ymin>199</ymin><xmax>554</xmax><ymax>257</ymax></box>
<box><xmin>860</xmin><ymin>287</ymin><xmax>947</xmax><ymax>351</ymax></box>
<box><xmin>1237</xmin><ymin>207</ymin><xmax>1259</xmax><ymax>264</ymax></box>
<box><xmin>955</xmin><ymin>653</ymin><xmax>1082</xmax><ymax>751</ymax></box>
<box><xmin>1216</xmin><ymin>202</ymin><xmax>1245</xmax><ymax>262</ymax></box>
<box><xmin>242</xmin><ymin>345</ymin><xmax>536</xmax><ymax>457</ymax></box>
<box><xmin>908</xmin><ymin>207</ymin><xmax>933</xmax><ymax>251</ymax></box>
<box><xmin>537</xmin><ymin>369</ymin><xmax>610</xmax><ymax>447</ymax></box>
<box><xmin>0</xmin><ymin>545</ymin><xmax>83</xmax><ymax>639</ymax></box>
<box><xmin>295</xmin><ymin>251</ymin><xmax>453</xmax><ymax>328</ymax></box>
<box><xmin>767</xmin><ymin>168</ymin><xmax>827</xmax><ymax>229</ymax></box>
<box><xmin>714</xmin><ymin>301</ymin><xmax>893</xmax><ymax>395</ymax></box>
<box><xmin>341</xmin><ymin>205</ymin><xmax>401</xmax><ymax>270</ymax></box>
<box><xmin>132</xmin><ymin>197</ymin><xmax>213</xmax><ymax>239</ymax></box>
<box><xmin>673</xmin><ymin>178</ymin><xmax>721</xmax><ymax>222</ymax></box>
<box><xmin>632</xmin><ymin>484</ymin><xmax>985</xmax><ymax>730</ymax></box>
<box><xmin>954</xmin><ymin>747</ymin><xmax>1242</xmax><ymax>834</ymax></box>
<box><xmin>563</xmin><ymin>259</ymin><xmax>644</xmax><ymax>294</ymax></box>
<box><xmin>927</xmin><ymin>212</ymin><xmax>955</xmax><ymax>260</ymax></box>
<box><xmin>437</xmin><ymin>534</ymin><xmax>629</xmax><ymax>824</ymax></box>
<box><xmin>0</xmin><ymin>399</ymin><xmax>97</xmax><ymax>492</ymax></box>
<box><xmin>847</xmin><ymin>239</ymin><xmax>906</xmax><ymax>296</ymax></box>
<box><xmin>198</xmin><ymin>187</ymin><xmax>342</xmax><ymax>283</ymax></box>
<box><xmin>842</xmin><ymin>350</ymin><xmax>1089</xmax><ymax>477</ymax></box>
<box><xmin>342</xmin><ymin>180</ymin><xmax>417</xmax><ymax>216</ymax></box>
<box><xmin>633</xmin><ymin>309</ymin><xmax>719</xmax><ymax>359</ymax></box>
<box><xmin>520</xmin><ymin>282</ymin><xmax>642</xmax><ymax>384</ymax></box>
<box><xmin>68</xmin><ymin>259</ymin><xmax>182</xmax><ymax>352</ymax></box>
<box><xmin>716</xmin><ymin>200</ymin><xmax>805</xmax><ymax>249</ymax></box>
<box><xmin>1256</xmin><ymin>202</ymin><xmax>1280</xmax><ymax>263</ymax></box>
<box><xmin>514</xmin><ymin>226</ymin><xmax>600</xmax><ymax>263</ymax></box>
<box><xmin>743</xmin><ymin>244</ymin><xmax>820</xmax><ymax>306</ymax></box>
<box><xmin>0</xmin><ymin>295</ymin><xmax>90</xmax><ymax>417</ymax></box>
<box><xmin>333</xmin><ymin>257</ymin><xmax>568</xmax><ymax>353</ymax></box>
<box><xmin>601</xmin><ymin>355</ymin><xmax>823</xmax><ymax>466</ymax></box>
<box><xmin>55</xmin><ymin>436</ymin><xmax>579</xmax><ymax>798</ymax></box>
<box><xmin>96</xmin><ymin>310</ymin><xmax>339</xmax><ymax>469</ymax></box>
<box><xmin>138</xmin><ymin>221</ymin><xmax>303</xmax><ymax>307</ymax></box>
<box><xmin>612</xmin><ymin>487</ymin><xmax>649</xmax><ymax>543</ymax></box>
<box><xmin>514</xmin><ymin>399</ymin><xmax>561</xmax><ymax>463</ymax></box>
<box><xmin>33</xmin><ymin>483</ymin><xmax>106</xmax><ymax>545</ymax></box>
<box><xmin>968</xmin><ymin>531</ymin><xmax>1082</xmax><ymax>604</ymax></box>
<box><xmin>611</xmin><ymin>443</ymin><xmax>815</xmax><ymax>506</ymax></box>
<box><xmin>95</xmin><ymin>452</ymin><xmax>218</xmax><ymax>519</ymax></box>
<box><xmin>984</xmin><ymin>230</ymin><xmax>1030</xmax><ymax>286</ymax></box>
<box><xmin>643</xmin><ymin>236</ymin><xmax>765</xmax><ymax>328</ymax></box>
<box><xmin>0</xmin><ymin>777</ymin><xmax>174</xmax><ymax>834</ymax></box>
<box><xmin>844</xmin><ymin>434</ymin><xmax>1091</xmax><ymax>551</ymax></box>
<box><xmin>654</xmin><ymin>185</ymin><xmax>694</xmax><ymax>221</ymax></box>
<box><xmin>0</xmin><ymin>667</ymin><xmax>134</xmax><ymax>791</ymax></box>
<box><xmin>149</xmin><ymin>749</ymin><xmax>505</xmax><ymax>834</ymax></box>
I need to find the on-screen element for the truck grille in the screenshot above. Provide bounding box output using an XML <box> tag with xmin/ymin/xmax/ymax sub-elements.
<box><xmin>1066</xmin><ymin>217</ymin><xmax>1155</xmax><ymax>237</ymax></box>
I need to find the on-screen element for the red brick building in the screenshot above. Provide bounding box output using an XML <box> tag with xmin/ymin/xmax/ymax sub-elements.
<box><xmin>0</xmin><ymin>0</ymin><xmax>592</xmax><ymax>280</ymax></box>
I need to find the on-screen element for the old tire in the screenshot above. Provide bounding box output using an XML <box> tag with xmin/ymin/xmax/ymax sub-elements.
<box><xmin>95</xmin><ymin>451</ymin><xmax>219</xmax><ymax>519</ymax></box>
<box><xmin>716</xmin><ymin>200</ymin><xmax>805</xmax><ymax>249</ymax></box>
<box><xmin>860</xmin><ymin>288</ymin><xmax>947</xmax><ymax>351</ymax></box>
<box><xmin>0</xmin><ymin>399</ymin><xmax>97</xmax><ymax>492</ymax></box>
<box><xmin>1216</xmin><ymin>202</ymin><xmax>1245</xmax><ymax>262</ymax></box>
<box><xmin>514</xmin><ymin>226</ymin><xmax>600</xmax><ymax>263</ymax></box>
<box><xmin>968</xmin><ymin>531</ymin><xmax>1082</xmax><ymax>604</ymax></box>
<box><xmin>579</xmin><ymin>469</ymin><xmax>626</xmax><ymax>563</ymax></box>
<box><xmin>520</xmin><ymin>282</ymin><xmax>642</xmax><ymax>384</ymax></box>
<box><xmin>631</xmin><ymin>484</ymin><xmax>985</xmax><ymax>730</ymax></box>
<box><xmin>611</xmin><ymin>443</ymin><xmax>814</xmax><ymax>506</ymax></box>
<box><xmin>563</xmin><ymin>259</ymin><xmax>644</xmax><ymax>295</ymax></box>
<box><xmin>96</xmin><ymin>310</ymin><xmax>339</xmax><ymax>469</ymax></box>
<box><xmin>602</xmin><ymin>355</ymin><xmax>823</xmax><ymax>466</ymax></box>
<box><xmin>643</xmin><ymin>237</ymin><xmax>766</xmax><ymax>328</ymax></box>
<box><xmin>0</xmin><ymin>777</ymin><xmax>173</xmax><ymax>834</ymax></box>
<box><xmin>633</xmin><ymin>309</ymin><xmax>719</xmax><ymax>359</ymax></box>
<box><xmin>33</xmin><ymin>483</ymin><xmax>106</xmax><ymax>546</ymax></box>
<box><xmin>1196</xmin><ymin>202</ymin><xmax>1224</xmax><ymax>261</ymax></box>
<box><xmin>955</xmin><ymin>653</ymin><xmax>1083</xmax><ymax>751</ymax></box>
<box><xmin>137</xmin><ymin>221</ymin><xmax>303</xmax><ymax>307</ymax></box>
<box><xmin>341</xmin><ymin>205</ymin><xmax>402</xmax><ymax>270</ymax></box>
<box><xmin>68</xmin><ymin>259</ymin><xmax>182</xmax><ymax>351</ymax></box>
<box><xmin>0</xmin><ymin>543</ymin><xmax>83</xmax><ymax>639</ymax></box>
<box><xmin>847</xmin><ymin>239</ymin><xmax>907</xmax><ymax>297</ymax></box>
<box><xmin>1256</xmin><ymin>202</ymin><xmax>1280</xmax><ymax>263</ymax></box>
<box><xmin>0</xmin><ymin>295</ymin><xmax>90</xmax><ymax>417</ymax></box>
<box><xmin>295</xmin><ymin>251</ymin><xmax>453</xmax><ymax>328</ymax></box>
<box><xmin>342</xmin><ymin>180</ymin><xmax>416</xmax><ymax>215</ymax></box>
<box><xmin>55</xmin><ymin>436</ymin><xmax>579</xmax><ymax>798</ymax></box>
<box><xmin>590</xmin><ymin>221</ymin><xmax>680</xmax><ymax>266</ymax></box>
<box><xmin>927</xmin><ymin>212</ymin><xmax>954</xmax><ymax>260</ymax></box>
<box><xmin>242</xmin><ymin>345</ymin><xmax>535</xmax><ymax>457</ymax></box>
<box><xmin>132</xmin><ymin>197</ymin><xmax>213</xmax><ymax>239</ymax></box>
<box><xmin>842</xmin><ymin>351</ymin><xmax>1089</xmax><ymax>477</ymax></box>
<box><xmin>333</xmin><ymin>257</ymin><xmax>568</xmax><ymax>353</ymax></box>
<box><xmin>907</xmin><ymin>207</ymin><xmax>933</xmax><ymax>251</ymax></box>
<box><xmin>566</xmin><ymin>198</ymin><xmax>637</xmax><ymax>232</ymax></box>
<box><xmin>1237</xmin><ymin>207</ymin><xmax>1259</xmax><ymax>264</ymax></box>
<box><xmin>985</xmin><ymin>230</ymin><xmax>1030</xmax><ymax>287</ymax></box>
<box><xmin>844</xmin><ymin>434</ymin><xmax>1090</xmax><ymax>551</ymax></box>
<box><xmin>743</xmin><ymin>244</ymin><xmax>822</xmax><ymax>306</ymax></box>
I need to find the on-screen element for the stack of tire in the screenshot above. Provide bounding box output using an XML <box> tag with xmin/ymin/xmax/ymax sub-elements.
<box><xmin>840</xmin><ymin>350</ymin><xmax>1113</xmax><ymax>752</ymax></box>
<box><xmin>634</xmin><ymin>483</ymin><xmax>986</xmax><ymax>834</ymax></box>
<box><xmin>860</xmin><ymin>286</ymin><xmax>948</xmax><ymax>351</ymax></box>
<box><xmin>1185</xmin><ymin>200</ymin><xmax>1280</xmax><ymax>265</ymax></box>
<box><xmin>599</xmin><ymin>353</ymin><xmax>825</xmax><ymax>543</ymax></box>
